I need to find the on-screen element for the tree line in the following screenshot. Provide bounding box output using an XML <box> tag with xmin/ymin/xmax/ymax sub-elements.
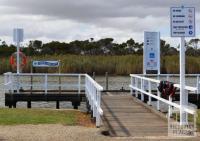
<box><xmin>0</xmin><ymin>38</ymin><xmax>199</xmax><ymax>56</ymax></box>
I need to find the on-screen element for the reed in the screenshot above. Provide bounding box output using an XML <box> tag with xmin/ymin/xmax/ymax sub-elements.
<box><xmin>0</xmin><ymin>55</ymin><xmax>200</xmax><ymax>75</ymax></box>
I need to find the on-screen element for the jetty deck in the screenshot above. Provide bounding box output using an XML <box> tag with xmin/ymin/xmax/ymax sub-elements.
<box><xmin>102</xmin><ymin>93</ymin><xmax>168</xmax><ymax>137</ymax></box>
<box><xmin>3</xmin><ymin>73</ymin><xmax>198</xmax><ymax>137</ymax></box>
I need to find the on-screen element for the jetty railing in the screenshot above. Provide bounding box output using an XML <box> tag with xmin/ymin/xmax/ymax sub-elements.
<box><xmin>4</xmin><ymin>73</ymin><xmax>86</xmax><ymax>94</ymax></box>
<box><xmin>129</xmin><ymin>74</ymin><xmax>197</xmax><ymax>121</ymax></box>
<box><xmin>85</xmin><ymin>74</ymin><xmax>103</xmax><ymax>127</ymax></box>
<box><xmin>4</xmin><ymin>72</ymin><xmax>104</xmax><ymax>127</ymax></box>
<box><xmin>137</xmin><ymin>74</ymin><xmax>200</xmax><ymax>94</ymax></box>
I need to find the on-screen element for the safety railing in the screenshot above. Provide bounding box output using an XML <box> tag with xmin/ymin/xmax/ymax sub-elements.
<box><xmin>4</xmin><ymin>72</ymin><xmax>14</xmax><ymax>93</ymax></box>
<box><xmin>85</xmin><ymin>74</ymin><xmax>103</xmax><ymax>127</ymax></box>
<box><xmin>130</xmin><ymin>74</ymin><xmax>197</xmax><ymax>121</ymax></box>
<box><xmin>137</xmin><ymin>74</ymin><xmax>200</xmax><ymax>94</ymax></box>
<box><xmin>4</xmin><ymin>73</ymin><xmax>86</xmax><ymax>94</ymax></box>
<box><xmin>4</xmin><ymin>72</ymin><xmax>104</xmax><ymax>127</ymax></box>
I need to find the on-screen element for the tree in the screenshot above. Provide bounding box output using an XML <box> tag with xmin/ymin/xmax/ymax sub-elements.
<box><xmin>188</xmin><ymin>38</ymin><xmax>200</xmax><ymax>50</ymax></box>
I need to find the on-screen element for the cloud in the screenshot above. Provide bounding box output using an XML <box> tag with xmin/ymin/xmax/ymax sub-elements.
<box><xmin>0</xmin><ymin>0</ymin><xmax>199</xmax><ymax>47</ymax></box>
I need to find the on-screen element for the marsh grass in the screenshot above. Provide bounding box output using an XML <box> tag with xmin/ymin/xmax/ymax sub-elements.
<box><xmin>0</xmin><ymin>55</ymin><xmax>200</xmax><ymax>75</ymax></box>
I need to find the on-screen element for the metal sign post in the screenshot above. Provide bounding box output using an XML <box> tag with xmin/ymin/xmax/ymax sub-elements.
<box><xmin>170</xmin><ymin>6</ymin><xmax>195</xmax><ymax>125</ymax></box>
<box><xmin>13</xmin><ymin>28</ymin><xmax>24</xmax><ymax>74</ymax></box>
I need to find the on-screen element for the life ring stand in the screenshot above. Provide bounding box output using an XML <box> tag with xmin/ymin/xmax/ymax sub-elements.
<box><xmin>10</xmin><ymin>52</ymin><xmax>27</xmax><ymax>69</ymax></box>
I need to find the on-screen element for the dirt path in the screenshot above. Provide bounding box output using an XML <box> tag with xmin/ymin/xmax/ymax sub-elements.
<box><xmin>0</xmin><ymin>124</ymin><xmax>199</xmax><ymax>141</ymax></box>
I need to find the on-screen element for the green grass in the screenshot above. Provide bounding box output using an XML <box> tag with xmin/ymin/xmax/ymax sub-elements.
<box><xmin>0</xmin><ymin>108</ymin><xmax>85</xmax><ymax>125</ymax></box>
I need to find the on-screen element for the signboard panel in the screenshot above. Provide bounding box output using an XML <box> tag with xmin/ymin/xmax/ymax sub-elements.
<box><xmin>170</xmin><ymin>6</ymin><xmax>195</xmax><ymax>37</ymax></box>
<box><xmin>32</xmin><ymin>61</ymin><xmax>60</xmax><ymax>67</ymax></box>
<box><xmin>143</xmin><ymin>32</ymin><xmax>160</xmax><ymax>74</ymax></box>
<box><xmin>13</xmin><ymin>28</ymin><xmax>24</xmax><ymax>42</ymax></box>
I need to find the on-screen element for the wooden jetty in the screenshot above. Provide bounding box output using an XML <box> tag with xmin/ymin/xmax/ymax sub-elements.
<box><xmin>102</xmin><ymin>93</ymin><xmax>168</xmax><ymax>137</ymax></box>
<box><xmin>3</xmin><ymin>72</ymin><xmax>198</xmax><ymax>137</ymax></box>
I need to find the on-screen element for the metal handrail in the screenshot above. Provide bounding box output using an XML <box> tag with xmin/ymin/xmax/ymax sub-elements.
<box><xmin>130</xmin><ymin>74</ymin><xmax>197</xmax><ymax>92</ymax></box>
<box><xmin>85</xmin><ymin>74</ymin><xmax>103</xmax><ymax>127</ymax></box>
<box><xmin>130</xmin><ymin>74</ymin><xmax>197</xmax><ymax>117</ymax></box>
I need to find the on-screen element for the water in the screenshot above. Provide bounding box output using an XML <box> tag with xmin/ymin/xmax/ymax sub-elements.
<box><xmin>0</xmin><ymin>75</ymin><xmax>198</xmax><ymax>109</ymax></box>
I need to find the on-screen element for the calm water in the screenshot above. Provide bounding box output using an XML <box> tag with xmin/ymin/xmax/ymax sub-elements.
<box><xmin>0</xmin><ymin>75</ymin><xmax>198</xmax><ymax>109</ymax></box>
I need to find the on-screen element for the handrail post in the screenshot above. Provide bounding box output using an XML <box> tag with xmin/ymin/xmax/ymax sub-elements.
<box><xmin>78</xmin><ymin>75</ymin><xmax>81</xmax><ymax>94</ymax></box>
<box><xmin>157</xmin><ymin>75</ymin><xmax>160</xmax><ymax>111</ymax></box>
<box><xmin>17</xmin><ymin>74</ymin><xmax>20</xmax><ymax>93</ymax></box>
<box><xmin>130</xmin><ymin>76</ymin><xmax>133</xmax><ymax>95</ymax></box>
<box><xmin>168</xmin><ymin>96</ymin><xmax>172</xmax><ymax>118</ymax></box>
<box><xmin>96</xmin><ymin>90</ymin><xmax>101</xmax><ymax>127</ymax></box>
<box><xmin>45</xmin><ymin>74</ymin><xmax>48</xmax><ymax>94</ymax></box>
<box><xmin>141</xmin><ymin>79</ymin><xmax>144</xmax><ymax>101</ymax></box>
<box><xmin>135</xmin><ymin>78</ymin><xmax>138</xmax><ymax>97</ymax></box>
<box><xmin>196</xmin><ymin>75</ymin><xmax>199</xmax><ymax>95</ymax></box>
<box><xmin>148</xmin><ymin>81</ymin><xmax>151</xmax><ymax>105</ymax></box>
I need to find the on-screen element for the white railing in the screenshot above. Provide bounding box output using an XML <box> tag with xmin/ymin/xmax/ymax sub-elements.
<box><xmin>130</xmin><ymin>74</ymin><xmax>197</xmax><ymax>121</ymax></box>
<box><xmin>85</xmin><ymin>74</ymin><xmax>103</xmax><ymax>127</ymax></box>
<box><xmin>4</xmin><ymin>73</ymin><xmax>86</xmax><ymax>94</ymax></box>
<box><xmin>137</xmin><ymin>74</ymin><xmax>200</xmax><ymax>94</ymax></box>
<box><xmin>4</xmin><ymin>72</ymin><xmax>104</xmax><ymax>127</ymax></box>
<box><xmin>4</xmin><ymin>72</ymin><xmax>14</xmax><ymax>93</ymax></box>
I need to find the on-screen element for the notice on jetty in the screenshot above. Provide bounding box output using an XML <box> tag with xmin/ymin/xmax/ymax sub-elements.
<box><xmin>143</xmin><ymin>31</ymin><xmax>160</xmax><ymax>74</ymax></box>
<box><xmin>170</xmin><ymin>6</ymin><xmax>195</xmax><ymax>37</ymax></box>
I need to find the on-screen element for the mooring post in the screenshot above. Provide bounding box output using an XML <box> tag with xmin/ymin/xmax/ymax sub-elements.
<box><xmin>72</xmin><ymin>102</ymin><xmax>80</xmax><ymax>109</ymax></box>
<box><xmin>93</xmin><ymin>72</ymin><xmax>95</xmax><ymax>80</ymax></box>
<box><xmin>27</xmin><ymin>101</ymin><xmax>31</xmax><ymax>108</ymax></box>
<box><xmin>13</xmin><ymin>102</ymin><xmax>16</xmax><ymax>108</ymax></box>
<box><xmin>106</xmin><ymin>72</ymin><xmax>108</xmax><ymax>91</ymax></box>
<box><xmin>56</xmin><ymin>101</ymin><xmax>60</xmax><ymax>109</ymax></box>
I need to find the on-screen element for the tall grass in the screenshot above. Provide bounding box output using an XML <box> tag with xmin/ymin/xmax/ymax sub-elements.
<box><xmin>1</xmin><ymin>55</ymin><xmax>200</xmax><ymax>75</ymax></box>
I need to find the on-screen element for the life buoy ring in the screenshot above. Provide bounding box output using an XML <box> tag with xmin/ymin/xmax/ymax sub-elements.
<box><xmin>10</xmin><ymin>52</ymin><xmax>27</xmax><ymax>69</ymax></box>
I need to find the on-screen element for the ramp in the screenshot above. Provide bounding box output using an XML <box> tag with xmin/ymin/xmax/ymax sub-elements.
<box><xmin>101</xmin><ymin>93</ymin><xmax>168</xmax><ymax>137</ymax></box>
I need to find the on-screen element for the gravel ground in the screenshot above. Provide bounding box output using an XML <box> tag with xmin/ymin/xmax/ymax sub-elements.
<box><xmin>0</xmin><ymin>124</ymin><xmax>199</xmax><ymax>141</ymax></box>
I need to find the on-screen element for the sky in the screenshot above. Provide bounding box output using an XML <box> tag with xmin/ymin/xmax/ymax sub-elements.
<box><xmin>0</xmin><ymin>0</ymin><xmax>199</xmax><ymax>47</ymax></box>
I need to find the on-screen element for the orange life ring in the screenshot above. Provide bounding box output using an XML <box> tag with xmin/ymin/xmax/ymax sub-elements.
<box><xmin>10</xmin><ymin>52</ymin><xmax>27</xmax><ymax>68</ymax></box>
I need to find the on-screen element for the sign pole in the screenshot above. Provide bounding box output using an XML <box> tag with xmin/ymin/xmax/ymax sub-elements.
<box><xmin>170</xmin><ymin>6</ymin><xmax>195</xmax><ymax>125</ymax></box>
<box><xmin>180</xmin><ymin>37</ymin><xmax>187</xmax><ymax>125</ymax></box>
<box><xmin>17</xmin><ymin>41</ymin><xmax>20</xmax><ymax>74</ymax></box>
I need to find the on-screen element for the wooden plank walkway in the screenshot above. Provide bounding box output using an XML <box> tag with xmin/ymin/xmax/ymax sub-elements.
<box><xmin>101</xmin><ymin>93</ymin><xmax>168</xmax><ymax>137</ymax></box>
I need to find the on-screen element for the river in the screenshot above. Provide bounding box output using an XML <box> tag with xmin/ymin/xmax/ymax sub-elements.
<box><xmin>0</xmin><ymin>75</ymin><xmax>198</xmax><ymax>109</ymax></box>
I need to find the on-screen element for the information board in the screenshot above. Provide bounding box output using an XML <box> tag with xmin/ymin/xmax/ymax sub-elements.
<box><xmin>143</xmin><ymin>32</ymin><xmax>160</xmax><ymax>74</ymax></box>
<box><xmin>170</xmin><ymin>6</ymin><xmax>195</xmax><ymax>37</ymax></box>
<box><xmin>32</xmin><ymin>61</ymin><xmax>60</xmax><ymax>67</ymax></box>
<box><xmin>13</xmin><ymin>28</ymin><xmax>24</xmax><ymax>43</ymax></box>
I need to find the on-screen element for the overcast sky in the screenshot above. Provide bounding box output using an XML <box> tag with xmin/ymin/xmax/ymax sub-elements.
<box><xmin>0</xmin><ymin>0</ymin><xmax>199</xmax><ymax>46</ymax></box>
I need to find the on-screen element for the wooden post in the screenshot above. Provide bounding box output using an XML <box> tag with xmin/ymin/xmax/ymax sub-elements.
<box><xmin>56</xmin><ymin>101</ymin><xmax>60</xmax><ymax>109</ymax></box>
<box><xmin>27</xmin><ymin>101</ymin><xmax>31</xmax><ymax>108</ymax></box>
<box><xmin>59</xmin><ymin>75</ymin><xmax>61</xmax><ymax>94</ymax></box>
<box><xmin>93</xmin><ymin>72</ymin><xmax>95</xmax><ymax>80</ymax></box>
<box><xmin>106</xmin><ymin>72</ymin><xmax>108</xmax><ymax>91</ymax></box>
<box><xmin>13</xmin><ymin>102</ymin><xmax>16</xmax><ymax>108</ymax></box>
<box><xmin>31</xmin><ymin>60</ymin><xmax>33</xmax><ymax>94</ymax></box>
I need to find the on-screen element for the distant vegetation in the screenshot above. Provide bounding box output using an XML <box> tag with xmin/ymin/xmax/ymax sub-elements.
<box><xmin>1</xmin><ymin>55</ymin><xmax>200</xmax><ymax>75</ymax></box>
<box><xmin>0</xmin><ymin>38</ymin><xmax>200</xmax><ymax>75</ymax></box>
